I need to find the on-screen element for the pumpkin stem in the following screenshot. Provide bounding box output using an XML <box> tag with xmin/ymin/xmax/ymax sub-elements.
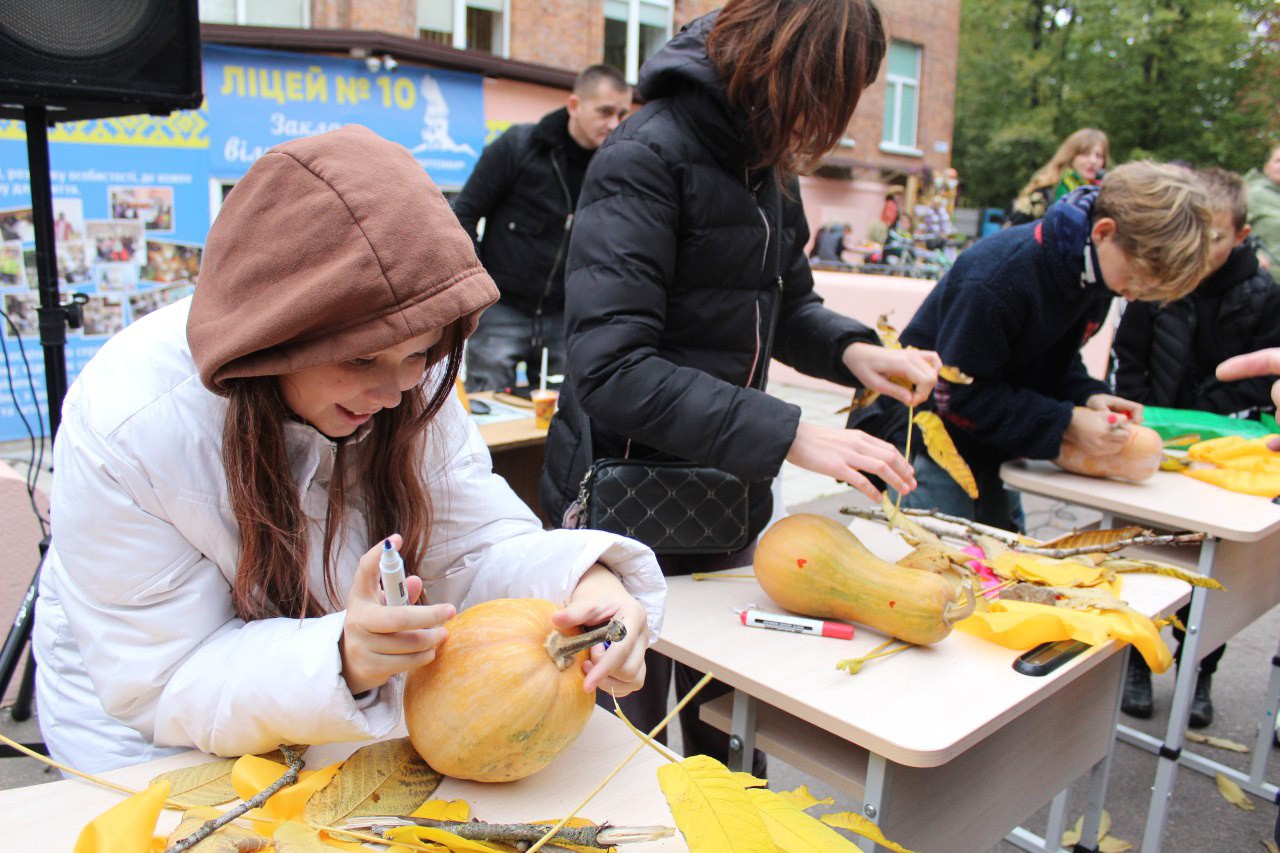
<box><xmin>545</xmin><ymin>619</ymin><xmax>627</xmax><ymax>670</ymax></box>
<box><xmin>943</xmin><ymin>580</ymin><xmax>977</xmax><ymax>626</ymax></box>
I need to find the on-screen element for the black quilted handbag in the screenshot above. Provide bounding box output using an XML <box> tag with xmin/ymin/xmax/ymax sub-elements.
<box><xmin>577</xmin><ymin>457</ymin><xmax>750</xmax><ymax>555</ymax></box>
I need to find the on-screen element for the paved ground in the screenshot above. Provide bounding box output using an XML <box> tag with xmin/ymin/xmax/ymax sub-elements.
<box><xmin>3</xmin><ymin>381</ymin><xmax>1279</xmax><ymax>850</ymax></box>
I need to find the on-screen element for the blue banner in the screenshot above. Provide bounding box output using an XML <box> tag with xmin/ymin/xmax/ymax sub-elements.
<box><xmin>0</xmin><ymin>114</ymin><xmax>209</xmax><ymax>443</ymax></box>
<box><xmin>205</xmin><ymin>45</ymin><xmax>484</xmax><ymax>188</ymax></box>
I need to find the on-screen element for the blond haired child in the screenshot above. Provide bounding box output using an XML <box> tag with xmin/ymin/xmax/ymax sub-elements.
<box><xmin>850</xmin><ymin>161</ymin><xmax>1213</xmax><ymax>531</ymax></box>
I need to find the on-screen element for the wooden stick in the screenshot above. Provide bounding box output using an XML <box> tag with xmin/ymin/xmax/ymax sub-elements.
<box><xmin>165</xmin><ymin>745</ymin><xmax>304</xmax><ymax>853</ymax></box>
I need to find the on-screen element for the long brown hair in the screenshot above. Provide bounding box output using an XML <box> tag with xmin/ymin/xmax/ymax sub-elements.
<box><xmin>706</xmin><ymin>0</ymin><xmax>886</xmax><ymax>179</ymax></box>
<box><xmin>222</xmin><ymin>322</ymin><xmax>466</xmax><ymax>621</ymax></box>
<box><xmin>1018</xmin><ymin>128</ymin><xmax>1109</xmax><ymax>198</ymax></box>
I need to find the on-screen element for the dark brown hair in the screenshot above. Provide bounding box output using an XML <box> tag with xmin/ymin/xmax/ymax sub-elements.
<box><xmin>706</xmin><ymin>0</ymin><xmax>886</xmax><ymax>178</ymax></box>
<box><xmin>222</xmin><ymin>323</ymin><xmax>465</xmax><ymax>621</ymax></box>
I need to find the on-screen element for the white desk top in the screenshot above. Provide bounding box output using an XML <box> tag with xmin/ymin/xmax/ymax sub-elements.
<box><xmin>1002</xmin><ymin>459</ymin><xmax>1280</xmax><ymax>542</ymax></box>
<box><xmin>0</xmin><ymin>708</ymin><xmax>680</xmax><ymax>850</ymax></box>
<box><xmin>654</xmin><ymin>518</ymin><xmax>1189</xmax><ymax>768</ymax></box>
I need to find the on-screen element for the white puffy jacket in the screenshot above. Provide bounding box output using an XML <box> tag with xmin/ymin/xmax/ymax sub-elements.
<box><xmin>34</xmin><ymin>298</ymin><xmax>666</xmax><ymax>773</ymax></box>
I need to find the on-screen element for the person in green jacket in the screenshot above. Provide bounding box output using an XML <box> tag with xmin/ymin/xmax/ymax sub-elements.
<box><xmin>1245</xmin><ymin>143</ymin><xmax>1280</xmax><ymax>269</ymax></box>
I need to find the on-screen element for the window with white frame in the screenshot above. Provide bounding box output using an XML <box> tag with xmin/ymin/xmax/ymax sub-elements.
<box><xmin>603</xmin><ymin>0</ymin><xmax>671</xmax><ymax>83</ymax></box>
<box><xmin>198</xmin><ymin>0</ymin><xmax>309</xmax><ymax>27</ymax></box>
<box><xmin>418</xmin><ymin>0</ymin><xmax>508</xmax><ymax>57</ymax></box>
<box><xmin>880</xmin><ymin>40</ymin><xmax>922</xmax><ymax>155</ymax></box>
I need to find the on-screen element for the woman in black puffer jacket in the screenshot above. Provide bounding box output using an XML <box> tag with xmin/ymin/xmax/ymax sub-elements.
<box><xmin>540</xmin><ymin>0</ymin><xmax>940</xmax><ymax>768</ymax></box>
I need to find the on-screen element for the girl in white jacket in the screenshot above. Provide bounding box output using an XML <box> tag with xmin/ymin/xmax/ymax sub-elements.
<box><xmin>33</xmin><ymin>125</ymin><xmax>665</xmax><ymax>773</ymax></box>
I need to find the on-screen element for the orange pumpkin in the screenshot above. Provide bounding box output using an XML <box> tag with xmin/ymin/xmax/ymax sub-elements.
<box><xmin>1055</xmin><ymin>417</ymin><xmax>1163</xmax><ymax>482</ymax></box>
<box><xmin>403</xmin><ymin>598</ymin><xmax>620</xmax><ymax>782</ymax></box>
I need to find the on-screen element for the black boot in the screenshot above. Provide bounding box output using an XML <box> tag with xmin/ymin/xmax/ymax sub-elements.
<box><xmin>1189</xmin><ymin>669</ymin><xmax>1214</xmax><ymax>729</ymax></box>
<box><xmin>1122</xmin><ymin>653</ymin><xmax>1153</xmax><ymax>719</ymax></box>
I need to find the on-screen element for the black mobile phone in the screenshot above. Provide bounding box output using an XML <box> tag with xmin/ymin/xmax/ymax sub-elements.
<box><xmin>1012</xmin><ymin>640</ymin><xmax>1090</xmax><ymax>677</ymax></box>
<box><xmin>468</xmin><ymin>399</ymin><xmax>491</xmax><ymax>415</ymax></box>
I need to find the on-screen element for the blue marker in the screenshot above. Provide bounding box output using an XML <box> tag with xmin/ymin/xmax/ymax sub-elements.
<box><xmin>379</xmin><ymin>539</ymin><xmax>410</xmax><ymax>606</ymax></box>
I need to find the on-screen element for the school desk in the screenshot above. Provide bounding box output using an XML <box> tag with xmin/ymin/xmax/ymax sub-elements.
<box><xmin>652</xmin><ymin>517</ymin><xmax>1190</xmax><ymax>852</ymax></box>
<box><xmin>1002</xmin><ymin>459</ymin><xmax>1280</xmax><ymax>852</ymax></box>
<box><xmin>0</xmin><ymin>706</ymin><xmax>680</xmax><ymax>850</ymax></box>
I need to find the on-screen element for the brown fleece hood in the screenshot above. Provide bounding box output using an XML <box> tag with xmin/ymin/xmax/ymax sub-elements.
<box><xmin>188</xmin><ymin>124</ymin><xmax>497</xmax><ymax>394</ymax></box>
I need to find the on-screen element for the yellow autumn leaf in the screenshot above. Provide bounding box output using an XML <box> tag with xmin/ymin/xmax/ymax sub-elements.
<box><xmin>937</xmin><ymin>364</ymin><xmax>973</xmax><ymax>384</ymax></box>
<box><xmin>875</xmin><ymin>314</ymin><xmax>901</xmax><ymax>348</ymax></box>
<box><xmin>745</xmin><ymin>787</ymin><xmax>859</xmax><ymax>850</ymax></box>
<box><xmin>1098</xmin><ymin>835</ymin><xmax>1135</xmax><ymax>852</ymax></box>
<box><xmin>303</xmin><ymin>737</ymin><xmax>441</xmax><ymax>826</ymax></box>
<box><xmin>163</xmin><ymin>806</ymin><xmax>270</xmax><ymax>851</ymax></box>
<box><xmin>273</xmin><ymin>820</ymin><xmax>331</xmax><ymax>851</ymax></box>
<box><xmin>818</xmin><ymin>812</ymin><xmax>916</xmax><ymax>853</ymax></box>
<box><xmin>1216</xmin><ymin>772</ymin><xmax>1256</xmax><ymax>810</ymax></box>
<box><xmin>1264</xmin><ymin>839</ymin><xmax>1279</xmax><ymax>853</ymax></box>
<box><xmin>150</xmin><ymin>758</ymin><xmax>238</xmax><ymax>808</ymax></box>
<box><xmin>1062</xmin><ymin>811</ymin><xmax>1116</xmax><ymax>848</ymax></box>
<box><xmin>75</xmin><ymin>781</ymin><xmax>170</xmax><ymax>853</ymax></box>
<box><xmin>912</xmin><ymin>411</ymin><xmax>978</xmax><ymax>499</ymax></box>
<box><xmin>1185</xmin><ymin>732</ymin><xmax>1249</xmax><ymax>753</ymax></box>
<box><xmin>775</xmin><ymin>785</ymin><xmax>834</xmax><ymax>812</ymax></box>
<box><xmin>657</xmin><ymin>755</ymin><xmax>777</xmax><ymax>852</ymax></box>
<box><xmin>1038</xmin><ymin>527</ymin><xmax>1148</xmax><ymax>550</ymax></box>
<box><xmin>231</xmin><ymin>754</ymin><xmax>340</xmax><ymax>824</ymax></box>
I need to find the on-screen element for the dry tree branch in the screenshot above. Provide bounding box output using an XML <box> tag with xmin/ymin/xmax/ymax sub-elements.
<box><xmin>164</xmin><ymin>744</ymin><xmax>305</xmax><ymax>853</ymax></box>
<box><xmin>842</xmin><ymin>506</ymin><xmax>1204</xmax><ymax>556</ymax></box>
<box><xmin>342</xmin><ymin>817</ymin><xmax>673</xmax><ymax>848</ymax></box>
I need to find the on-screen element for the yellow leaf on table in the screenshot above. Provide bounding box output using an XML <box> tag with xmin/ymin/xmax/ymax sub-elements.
<box><xmin>164</xmin><ymin>806</ymin><xmax>270</xmax><ymax>851</ymax></box>
<box><xmin>745</xmin><ymin>787</ymin><xmax>860</xmax><ymax>850</ymax></box>
<box><xmin>912</xmin><ymin>411</ymin><xmax>979</xmax><ymax>499</ymax></box>
<box><xmin>776</xmin><ymin>785</ymin><xmax>835</xmax><ymax>812</ymax></box>
<box><xmin>1216</xmin><ymin>772</ymin><xmax>1256</xmax><ymax>810</ymax></box>
<box><xmin>273</xmin><ymin>820</ymin><xmax>331</xmax><ymax>851</ymax></box>
<box><xmin>75</xmin><ymin>781</ymin><xmax>170</xmax><ymax>853</ymax></box>
<box><xmin>231</xmin><ymin>754</ymin><xmax>340</xmax><ymax>824</ymax></box>
<box><xmin>151</xmin><ymin>758</ymin><xmax>238</xmax><ymax>808</ymax></box>
<box><xmin>819</xmin><ymin>812</ymin><xmax>917</xmax><ymax>853</ymax></box>
<box><xmin>304</xmin><ymin>737</ymin><xmax>441</xmax><ymax>825</ymax></box>
<box><xmin>657</xmin><ymin>755</ymin><xmax>777</xmax><ymax>852</ymax></box>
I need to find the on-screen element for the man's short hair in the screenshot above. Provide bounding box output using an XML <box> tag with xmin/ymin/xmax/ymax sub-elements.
<box><xmin>1198</xmin><ymin>167</ymin><xmax>1248</xmax><ymax>232</ymax></box>
<box><xmin>1093</xmin><ymin>161</ymin><xmax>1213</xmax><ymax>302</ymax></box>
<box><xmin>574</xmin><ymin>64</ymin><xmax>628</xmax><ymax>96</ymax></box>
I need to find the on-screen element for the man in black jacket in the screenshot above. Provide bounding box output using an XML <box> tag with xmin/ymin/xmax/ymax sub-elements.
<box><xmin>453</xmin><ymin>65</ymin><xmax>631</xmax><ymax>391</ymax></box>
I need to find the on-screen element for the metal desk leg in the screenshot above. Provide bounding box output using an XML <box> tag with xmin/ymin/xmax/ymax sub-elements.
<box><xmin>1076</xmin><ymin>657</ymin><xmax>1127</xmax><ymax>852</ymax></box>
<box><xmin>857</xmin><ymin>752</ymin><xmax>890</xmax><ymax>853</ymax></box>
<box><xmin>1248</xmin><ymin>633</ymin><xmax>1280</xmax><ymax>786</ymax></box>
<box><xmin>726</xmin><ymin>689</ymin><xmax>757</xmax><ymax>773</ymax></box>
<box><xmin>1140</xmin><ymin>536</ymin><xmax>1217</xmax><ymax>853</ymax></box>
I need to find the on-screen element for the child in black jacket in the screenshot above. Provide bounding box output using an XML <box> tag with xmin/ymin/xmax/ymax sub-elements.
<box><xmin>849</xmin><ymin>161</ymin><xmax>1214</xmax><ymax>532</ymax></box>
<box><xmin>1109</xmin><ymin>168</ymin><xmax>1280</xmax><ymax>729</ymax></box>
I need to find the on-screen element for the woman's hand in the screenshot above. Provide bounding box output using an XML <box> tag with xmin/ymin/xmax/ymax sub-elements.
<box><xmin>842</xmin><ymin>342</ymin><xmax>942</xmax><ymax>406</ymax></box>
<box><xmin>786</xmin><ymin>421</ymin><xmax>915</xmax><ymax>501</ymax></box>
<box><xmin>554</xmin><ymin>564</ymin><xmax>649</xmax><ymax>697</ymax></box>
<box><xmin>340</xmin><ymin>534</ymin><xmax>456</xmax><ymax>696</ymax></box>
<box><xmin>1218</xmin><ymin>349</ymin><xmax>1280</xmax><ymax>410</ymax></box>
<box><xmin>1065</xmin><ymin>406</ymin><xmax>1130</xmax><ymax>457</ymax></box>
<box><xmin>1086</xmin><ymin>393</ymin><xmax>1144</xmax><ymax>424</ymax></box>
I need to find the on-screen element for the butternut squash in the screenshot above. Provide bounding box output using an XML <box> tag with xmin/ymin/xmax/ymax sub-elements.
<box><xmin>1054</xmin><ymin>418</ymin><xmax>1163</xmax><ymax>482</ymax></box>
<box><xmin>753</xmin><ymin>514</ymin><xmax>974</xmax><ymax>645</ymax></box>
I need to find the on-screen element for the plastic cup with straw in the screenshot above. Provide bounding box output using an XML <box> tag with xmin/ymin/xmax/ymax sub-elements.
<box><xmin>531</xmin><ymin>347</ymin><xmax>558</xmax><ymax>430</ymax></box>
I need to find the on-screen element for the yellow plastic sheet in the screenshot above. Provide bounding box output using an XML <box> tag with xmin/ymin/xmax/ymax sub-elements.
<box><xmin>957</xmin><ymin>599</ymin><xmax>1173</xmax><ymax>673</ymax></box>
<box><xmin>73</xmin><ymin>781</ymin><xmax>170</xmax><ymax>853</ymax></box>
<box><xmin>989</xmin><ymin>552</ymin><xmax>1107</xmax><ymax>587</ymax></box>
<box><xmin>1182</xmin><ymin>436</ymin><xmax>1280</xmax><ymax>497</ymax></box>
<box><xmin>231</xmin><ymin>753</ymin><xmax>341</xmax><ymax>825</ymax></box>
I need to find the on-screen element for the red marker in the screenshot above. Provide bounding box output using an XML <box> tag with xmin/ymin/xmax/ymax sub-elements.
<box><xmin>739</xmin><ymin>608</ymin><xmax>854</xmax><ymax>640</ymax></box>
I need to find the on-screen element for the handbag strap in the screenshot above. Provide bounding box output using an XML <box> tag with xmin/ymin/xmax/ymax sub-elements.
<box><xmin>577</xmin><ymin>183</ymin><xmax>785</xmax><ymax>472</ymax></box>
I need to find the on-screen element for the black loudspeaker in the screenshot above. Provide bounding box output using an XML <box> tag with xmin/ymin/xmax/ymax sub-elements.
<box><xmin>0</xmin><ymin>0</ymin><xmax>204</xmax><ymax>122</ymax></box>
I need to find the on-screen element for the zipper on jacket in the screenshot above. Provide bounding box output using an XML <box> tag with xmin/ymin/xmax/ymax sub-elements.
<box><xmin>533</xmin><ymin>151</ymin><xmax>576</xmax><ymax>352</ymax></box>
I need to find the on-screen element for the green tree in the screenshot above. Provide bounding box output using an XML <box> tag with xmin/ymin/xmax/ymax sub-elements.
<box><xmin>954</xmin><ymin>0</ymin><xmax>1279</xmax><ymax>210</ymax></box>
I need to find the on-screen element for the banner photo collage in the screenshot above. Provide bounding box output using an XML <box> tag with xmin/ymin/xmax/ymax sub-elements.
<box><xmin>0</xmin><ymin>45</ymin><xmax>486</xmax><ymax>440</ymax></box>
